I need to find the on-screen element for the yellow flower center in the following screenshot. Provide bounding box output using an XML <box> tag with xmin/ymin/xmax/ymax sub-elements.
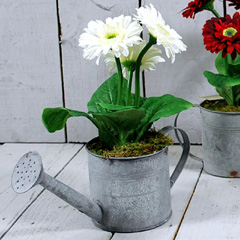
<box><xmin>223</xmin><ymin>27</ymin><xmax>238</xmax><ymax>38</ymax></box>
<box><xmin>106</xmin><ymin>33</ymin><xmax>117</xmax><ymax>39</ymax></box>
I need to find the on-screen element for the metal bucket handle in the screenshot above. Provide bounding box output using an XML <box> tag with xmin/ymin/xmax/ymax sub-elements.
<box><xmin>174</xmin><ymin>113</ymin><xmax>203</xmax><ymax>162</ymax></box>
<box><xmin>161</xmin><ymin>126</ymin><xmax>190</xmax><ymax>188</ymax></box>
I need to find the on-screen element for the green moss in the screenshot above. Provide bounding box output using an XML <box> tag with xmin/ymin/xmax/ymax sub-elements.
<box><xmin>87</xmin><ymin>129</ymin><xmax>173</xmax><ymax>158</ymax></box>
<box><xmin>202</xmin><ymin>100</ymin><xmax>240</xmax><ymax>112</ymax></box>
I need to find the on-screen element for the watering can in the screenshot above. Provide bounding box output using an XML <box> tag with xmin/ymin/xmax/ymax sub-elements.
<box><xmin>11</xmin><ymin>126</ymin><xmax>190</xmax><ymax>233</ymax></box>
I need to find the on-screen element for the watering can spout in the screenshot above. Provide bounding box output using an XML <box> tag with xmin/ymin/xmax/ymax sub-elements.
<box><xmin>11</xmin><ymin>152</ymin><xmax>103</xmax><ymax>224</ymax></box>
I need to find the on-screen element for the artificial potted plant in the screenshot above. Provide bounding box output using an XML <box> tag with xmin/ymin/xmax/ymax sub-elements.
<box><xmin>42</xmin><ymin>4</ymin><xmax>194</xmax><ymax>232</ymax></box>
<box><xmin>182</xmin><ymin>0</ymin><xmax>240</xmax><ymax>177</ymax></box>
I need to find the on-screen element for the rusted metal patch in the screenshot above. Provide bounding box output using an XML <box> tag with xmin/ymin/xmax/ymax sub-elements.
<box><xmin>230</xmin><ymin>171</ymin><xmax>239</xmax><ymax>178</ymax></box>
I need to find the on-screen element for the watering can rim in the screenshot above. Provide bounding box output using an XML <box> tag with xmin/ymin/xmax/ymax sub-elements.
<box><xmin>86</xmin><ymin>137</ymin><xmax>169</xmax><ymax>161</ymax></box>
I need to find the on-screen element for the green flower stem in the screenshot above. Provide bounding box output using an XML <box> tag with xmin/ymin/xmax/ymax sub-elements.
<box><xmin>203</xmin><ymin>0</ymin><xmax>221</xmax><ymax>18</ymax></box>
<box><xmin>127</xmin><ymin>69</ymin><xmax>134</xmax><ymax>105</ymax></box>
<box><xmin>115</xmin><ymin>57</ymin><xmax>123</xmax><ymax>105</ymax></box>
<box><xmin>211</xmin><ymin>8</ymin><xmax>221</xmax><ymax>18</ymax></box>
<box><xmin>134</xmin><ymin>34</ymin><xmax>157</xmax><ymax>107</ymax></box>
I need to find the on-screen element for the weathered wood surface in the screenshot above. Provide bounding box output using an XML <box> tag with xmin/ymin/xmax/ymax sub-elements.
<box><xmin>0</xmin><ymin>143</ymin><xmax>82</xmax><ymax>239</ymax></box>
<box><xmin>0</xmin><ymin>0</ymin><xmax>214</xmax><ymax>143</ymax></box>
<box><xmin>175</xmin><ymin>171</ymin><xmax>240</xmax><ymax>240</ymax></box>
<box><xmin>0</xmin><ymin>0</ymin><xmax>64</xmax><ymax>142</ymax></box>
<box><xmin>1</xmin><ymin>143</ymin><xmax>112</xmax><ymax>240</ymax></box>
<box><xmin>1</xmin><ymin>144</ymin><xmax>204</xmax><ymax>240</ymax></box>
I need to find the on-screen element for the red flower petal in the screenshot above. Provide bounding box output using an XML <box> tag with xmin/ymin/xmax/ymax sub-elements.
<box><xmin>202</xmin><ymin>14</ymin><xmax>240</xmax><ymax>60</ymax></box>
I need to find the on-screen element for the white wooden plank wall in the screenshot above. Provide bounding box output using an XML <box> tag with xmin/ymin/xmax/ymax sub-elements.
<box><xmin>1</xmin><ymin>0</ymin><xmax>227</xmax><ymax>143</ymax></box>
<box><xmin>0</xmin><ymin>0</ymin><xmax>64</xmax><ymax>143</ymax></box>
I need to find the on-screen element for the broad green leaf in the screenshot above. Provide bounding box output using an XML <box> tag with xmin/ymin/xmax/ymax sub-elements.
<box><xmin>87</xmin><ymin>74</ymin><xmax>119</xmax><ymax>114</ymax></box>
<box><xmin>216</xmin><ymin>87</ymin><xmax>234</xmax><ymax>106</ymax></box>
<box><xmin>228</xmin><ymin>64</ymin><xmax>240</xmax><ymax>78</ymax></box>
<box><xmin>97</xmin><ymin>102</ymin><xmax>136</xmax><ymax>111</ymax></box>
<box><xmin>87</xmin><ymin>73</ymin><xmax>145</xmax><ymax>114</ymax></box>
<box><xmin>233</xmin><ymin>85</ymin><xmax>240</xmax><ymax>105</ymax></box>
<box><xmin>204</xmin><ymin>71</ymin><xmax>240</xmax><ymax>87</ymax></box>
<box><xmin>42</xmin><ymin>107</ymin><xmax>97</xmax><ymax>133</ymax></box>
<box><xmin>219</xmin><ymin>85</ymin><xmax>240</xmax><ymax>106</ymax></box>
<box><xmin>136</xmin><ymin>94</ymin><xmax>194</xmax><ymax>141</ymax></box>
<box><xmin>87</xmin><ymin>73</ymin><xmax>130</xmax><ymax>114</ymax></box>
<box><xmin>215</xmin><ymin>53</ymin><xmax>240</xmax><ymax>77</ymax></box>
<box><xmin>141</xmin><ymin>95</ymin><xmax>194</xmax><ymax>123</ymax></box>
<box><xmin>93</xmin><ymin>108</ymin><xmax>145</xmax><ymax>148</ymax></box>
<box><xmin>228</xmin><ymin>54</ymin><xmax>240</xmax><ymax>78</ymax></box>
<box><xmin>215</xmin><ymin>53</ymin><xmax>228</xmax><ymax>76</ymax></box>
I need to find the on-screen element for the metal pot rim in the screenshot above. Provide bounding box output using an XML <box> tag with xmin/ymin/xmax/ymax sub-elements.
<box><xmin>199</xmin><ymin>100</ymin><xmax>240</xmax><ymax>115</ymax></box>
<box><xmin>86</xmin><ymin>137</ymin><xmax>169</xmax><ymax>161</ymax></box>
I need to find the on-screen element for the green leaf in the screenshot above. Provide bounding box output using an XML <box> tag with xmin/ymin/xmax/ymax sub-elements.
<box><xmin>97</xmin><ymin>102</ymin><xmax>136</xmax><ymax>111</ymax></box>
<box><xmin>93</xmin><ymin>108</ymin><xmax>145</xmax><ymax>148</ymax></box>
<box><xmin>42</xmin><ymin>107</ymin><xmax>97</xmax><ymax>133</ymax></box>
<box><xmin>215</xmin><ymin>53</ymin><xmax>240</xmax><ymax>77</ymax></box>
<box><xmin>228</xmin><ymin>54</ymin><xmax>240</xmax><ymax>78</ymax></box>
<box><xmin>87</xmin><ymin>73</ymin><xmax>146</xmax><ymax>114</ymax></box>
<box><xmin>215</xmin><ymin>53</ymin><xmax>229</xmax><ymax>76</ymax></box>
<box><xmin>216</xmin><ymin>87</ymin><xmax>234</xmax><ymax>106</ymax></box>
<box><xmin>87</xmin><ymin>73</ymin><xmax>129</xmax><ymax>114</ymax></box>
<box><xmin>204</xmin><ymin>71</ymin><xmax>240</xmax><ymax>87</ymax></box>
<box><xmin>136</xmin><ymin>94</ymin><xmax>194</xmax><ymax>140</ymax></box>
<box><xmin>141</xmin><ymin>95</ymin><xmax>194</xmax><ymax>123</ymax></box>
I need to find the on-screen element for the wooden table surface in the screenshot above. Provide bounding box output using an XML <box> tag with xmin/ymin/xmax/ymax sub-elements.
<box><xmin>0</xmin><ymin>144</ymin><xmax>239</xmax><ymax>240</ymax></box>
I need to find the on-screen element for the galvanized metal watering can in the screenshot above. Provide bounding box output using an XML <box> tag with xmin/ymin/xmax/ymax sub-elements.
<box><xmin>11</xmin><ymin>126</ymin><xmax>190</xmax><ymax>233</ymax></box>
<box><xmin>175</xmin><ymin>102</ymin><xmax>240</xmax><ymax>178</ymax></box>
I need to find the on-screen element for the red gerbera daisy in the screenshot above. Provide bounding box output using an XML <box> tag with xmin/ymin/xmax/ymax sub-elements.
<box><xmin>202</xmin><ymin>12</ymin><xmax>240</xmax><ymax>60</ymax></box>
<box><xmin>226</xmin><ymin>0</ymin><xmax>240</xmax><ymax>10</ymax></box>
<box><xmin>182</xmin><ymin>0</ymin><xmax>214</xmax><ymax>19</ymax></box>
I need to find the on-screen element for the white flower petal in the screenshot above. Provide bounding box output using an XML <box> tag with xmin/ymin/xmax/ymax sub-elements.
<box><xmin>79</xmin><ymin>15</ymin><xmax>143</xmax><ymax>64</ymax></box>
<box><xmin>105</xmin><ymin>40</ymin><xmax>165</xmax><ymax>75</ymax></box>
<box><xmin>134</xmin><ymin>4</ymin><xmax>187</xmax><ymax>62</ymax></box>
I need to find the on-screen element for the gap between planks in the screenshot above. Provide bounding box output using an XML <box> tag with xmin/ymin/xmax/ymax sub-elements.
<box><xmin>172</xmin><ymin>168</ymin><xmax>204</xmax><ymax>240</ymax></box>
<box><xmin>0</xmin><ymin>144</ymin><xmax>84</xmax><ymax>240</ymax></box>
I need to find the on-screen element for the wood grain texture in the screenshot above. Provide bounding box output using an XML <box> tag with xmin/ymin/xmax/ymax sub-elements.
<box><xmin>175</xmin><ymin>170</ymin><xmax>240</xmax><ymax>240</ymax></box>
<box><xmin>0</xmin><ymin>143</ymin><xmax>82</xmax><ymax>238</ymax></box>
<box><xmin>1</xmin><ymin>144</ymin><xmax>112</xmax><ymax>240</ymax></box>
<box><xmin>1</xmin><ymin>0</ymin><xmax>214</xmax><ymax>143</ymax></box>
<box><xmin>0</xmin><ymin>0</ymin><xmax>64</xmax><ymax>142</ymax></box>
<box><xmin>58</xmin><ymin>0</ymin><xmax>140</xmax><ymax>142</ymax></box>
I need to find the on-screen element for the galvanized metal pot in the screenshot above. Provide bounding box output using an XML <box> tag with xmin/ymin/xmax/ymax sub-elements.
<box><xmin>11</xmin><ymin>126</ymin><xmax>190</xmax><ymax>233</ymax></box>
<box><xmin>86</xmin><ymin>126</ymin><xmax>190</xmax><ymax>233</ymax></box>
<box><xmin>200</xmin><ymin>103</ymin><xmax>240</xmax><ymax>178</ymax></box>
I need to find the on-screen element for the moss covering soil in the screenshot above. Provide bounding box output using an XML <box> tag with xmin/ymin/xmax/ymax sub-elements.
<box><xmin>87</xmin><ymin>129</ymin><xmax>173</xmax><ymax>158</ymax></box>
<box><xmin>201</xmin><ymin>100</ymin><xmax>240</xmax><ymax>112</ymax></box>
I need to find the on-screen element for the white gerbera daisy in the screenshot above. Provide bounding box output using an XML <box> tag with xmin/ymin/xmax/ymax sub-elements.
<box><xmin>79</xmin><ymin>15</ymin><xmax>143</xmax><ymax>64</ymax></box>
<box><xmin>134</xmin><ymin>4</ymin><xmax>187</xmax><ymax>63</ymax></box>
<box><xmin>105</xmin><ymin>40</ymin><xmax>165</xmax><ymax>78</ymax></box>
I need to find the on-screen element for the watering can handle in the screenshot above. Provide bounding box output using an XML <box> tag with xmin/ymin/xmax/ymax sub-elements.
<box><xmin>161</xmin><ymin>126</ymin><xmax>190</xmax><ymax>188</ymax></box>
<box><xmin>174</xmin><ymin>113</ymin><xmax>203</xmax><ymax>162</ymax></box>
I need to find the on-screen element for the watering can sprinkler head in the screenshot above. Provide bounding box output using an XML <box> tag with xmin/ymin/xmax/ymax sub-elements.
<box><xmin>11</xmin><ymin>152</ymin><xmax>103</xmax><ymax>224</ymax></box>
<box><xmin>12</xmin><ymin>152</ymin><xmax>44</xmax><ymax>194</ymax></box>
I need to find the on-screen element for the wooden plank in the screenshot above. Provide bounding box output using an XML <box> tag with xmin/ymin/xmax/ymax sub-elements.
<box><xmin>2</xmin><ymin>146</ymin><xmax>112</xmax><ymax>240</ymax></box>
<box><xmin>0</xmin><ymin>0</ymin><xmax>64</xmax><ymax>142</ymax></box>
<box><xmin>0</xmin><ymin>143</ymin><xmax>82</xmax><ymax>238</ymax></box>
<box><xmin>175</xmin><ymin>170</ymin><xmax>240</xmax><ymax>240</ymax></box>
<box><xmin>111</xmin><ymin>146</ymin><xmax>203</xmax><ymax>240</ymax></box>
<box><xmin>58</xmin><ymin>0</ymin><xmax>140</xmax><ymax>142</ymax></box>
